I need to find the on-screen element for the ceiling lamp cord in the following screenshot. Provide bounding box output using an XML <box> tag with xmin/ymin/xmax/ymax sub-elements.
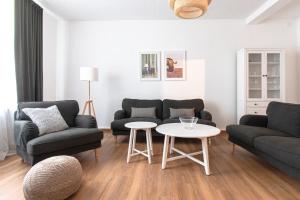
<box><xmin>169</xmin><ymin>0</ymin><xmax>212</xmax><ymax>19</ymax></box>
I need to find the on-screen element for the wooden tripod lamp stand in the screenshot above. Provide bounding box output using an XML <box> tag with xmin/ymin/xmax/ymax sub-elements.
<box><xmin>80</xmin><ymin>67</ymin><xmax>98</xmax><ymax>117</ymax></box>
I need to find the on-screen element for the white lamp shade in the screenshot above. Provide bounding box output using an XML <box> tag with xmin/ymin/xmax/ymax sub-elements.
<box><xmin>80</xmin><ymin>67</ymin><xmax>98</xmax><ymax>81</ymax></box>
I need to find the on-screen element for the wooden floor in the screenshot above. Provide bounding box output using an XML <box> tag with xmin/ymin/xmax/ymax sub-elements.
<box><xmin>1</xmin><ymin>131</ymin><xmax>300</xmax><ymax>200</ymax></box>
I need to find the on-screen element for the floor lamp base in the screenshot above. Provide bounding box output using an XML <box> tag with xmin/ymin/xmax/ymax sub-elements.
<box><xmin>82</xmin><ymin>100</ymin><xmax>96</xmax><ymax>117</ymax></box>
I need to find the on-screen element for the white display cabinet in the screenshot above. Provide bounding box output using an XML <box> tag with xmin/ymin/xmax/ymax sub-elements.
<box><xmin>237</xmin><ymin>49</ymin><xmax>285</xmax><ymax>122</ymax></box>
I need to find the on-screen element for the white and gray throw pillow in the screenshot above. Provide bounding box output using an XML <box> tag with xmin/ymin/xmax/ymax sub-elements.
<box><xmin>131</xmin><ymin>107</ymin><xmax>156</xmax><ymax>118</ymax></box>
<box><xmin>22</xmin><ymin>105</ymin><xmax>69</xmax><ymax>135</ymax></box>
<box><xmin>169</xmin><ymin>108</ymin><xmax>195</xmax><ymax>119</ymax></box>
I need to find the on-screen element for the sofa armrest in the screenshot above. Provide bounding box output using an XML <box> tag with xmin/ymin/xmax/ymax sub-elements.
<box><xmin>239</xmin><ymin>115</ymin><xmax>268</xmax><ymax>127</ymax></box>
<box><xmin>14</xmin><ymin>120</ymin><xmax>39</xmax><ymax>151</ymax></box>
<box><xmin>199</xmin><ymin>110</ymin><xmax>212</xmax><ymax>121</ymax></box>
<box><xmin>75</xmin><ymin>115</ymin><xmax>98</xmax><ymax>128</ymax></box>
<box><xmin>114</xmin><ymin>110</ymin><xmax>126</xmax><ymax>120</ymax></box>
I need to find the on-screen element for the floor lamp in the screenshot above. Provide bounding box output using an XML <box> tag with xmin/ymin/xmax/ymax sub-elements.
<box><xmin>80</xmin><ymin>67</ymin><xmax>98</xmax><ymax>117</ymax></box>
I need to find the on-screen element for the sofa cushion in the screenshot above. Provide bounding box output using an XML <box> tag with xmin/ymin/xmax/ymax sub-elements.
<box><xmin>122</xmin><ymin>98</ymin><xmax>163</xmax><ymax>119</ymax></box>
<box><xmin>163</xmin><ymin>99</ymin><xmax>204</xmax><ymax>120</ymax></box>
<box><xmin>267</xmin><ymin>101</ymin><xmax>300</xmax><ymax>137</ymax></box>
<box><xmin>163</xmin><ymin>118</ymin><xmax>216</xmax><ymax>127</ymax></box>
<box><xmin>254</xmin><ymin>136</ymin><xmax>300</xmax><ymax>169</ymax></box>
<box><xmin>18</xmin><ymin>100</ymin><xmax>79</xmax><ymax>127</ymax></box>
<box><xmin>131</xmin><ymin>107</ymin><xmax>156</xmax><ymax>118</ymax></box>
<box><xmin>226</xmin><ymin>125</ymin><xmax>289</xmax><ymax>146</ymax></box>
<box><xmin>111</xmin><ymin>118</ymin><xmax>162</xmax><ymax>131</ymax></box>
<box><xmin>27</xmin><ymin>128</ymin><xmax>102</xmax><ymax>155</ymax></box>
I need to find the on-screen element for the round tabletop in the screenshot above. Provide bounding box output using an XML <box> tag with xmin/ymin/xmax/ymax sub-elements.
<box><xmin>156</xmin><ymin>123</ymin><xmax>220</xmax><ymax>138</ymax></box>
<box><xmin>125</xmin><ymin>122</ymin><xmax>157</xmax><ymax>129</ymax></box>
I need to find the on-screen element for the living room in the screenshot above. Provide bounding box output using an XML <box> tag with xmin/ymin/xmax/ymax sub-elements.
<box><xmin>1</xmin><ymin>0</ymin><xmax>300</xmax><ymax>199</ymax></box>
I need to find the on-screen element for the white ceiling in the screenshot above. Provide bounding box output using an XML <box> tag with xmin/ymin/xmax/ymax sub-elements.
<box><xmin>40</xmin><ymin>0</ymin><xmax>271</xmax><ymax>20</ymax></box>
<box><xmin>271</xmin><ymin>0</ymin><xmax>300</xmax><ymax>20</ymax></box>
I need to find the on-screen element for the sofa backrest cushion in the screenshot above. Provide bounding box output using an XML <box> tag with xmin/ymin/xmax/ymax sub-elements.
<box><xmin>163</xmin><ymin>99</ymin><xmax>204</xmax><ymax>120</ymax></box>
<box><xmin>17</xmin><ymin>100</ymin><xmax>79</xmax><ymax>127</ymax></box>
<box><xmin>267</xmin><ymin>101</ymin><xmax>300</xmax><ymax>137</ymax></box>
<box><xmin>122</xmin><ymin>98</ymin><xmax>163</xmax><ymax>119</ymax></box>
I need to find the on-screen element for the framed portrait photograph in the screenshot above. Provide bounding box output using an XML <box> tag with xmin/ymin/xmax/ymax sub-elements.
<box><xmin>163</xmin><ymin>50</ymin><xmax>186</xmax><ymax>81</ymax></box>
<box><xmin>140</xmin><ymin>51</ymin><xmax>161</xmax><ymax>81</ymax></box>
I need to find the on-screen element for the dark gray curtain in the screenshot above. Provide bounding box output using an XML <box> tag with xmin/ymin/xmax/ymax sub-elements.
<box><xmin>15</xmin><ymin>0</ymin><xmax>43</xmax><ymax>102</ymax></box>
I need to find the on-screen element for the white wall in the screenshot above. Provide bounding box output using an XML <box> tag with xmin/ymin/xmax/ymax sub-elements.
<box><xmin>43</xmin><ymin>12</ymin><xmax>58</xmax><ymax>100</ymax></box>
<box><xmin>59</xmin><ymin>20</ymin><xmax>298</xmax><ymax>129</ymax></box>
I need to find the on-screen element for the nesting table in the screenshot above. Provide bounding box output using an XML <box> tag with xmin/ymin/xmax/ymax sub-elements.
<box><xmin>156</xmin><ymin>123</ymin><xmax>220</xmax><ymax>175</ymax></box>
<box><xmin>125</xmin><ymin>122</ymin><xmax>157</xmax><ymax>164</ymax></box>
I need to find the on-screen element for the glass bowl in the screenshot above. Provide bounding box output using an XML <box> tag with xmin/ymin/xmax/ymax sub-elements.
<box><xmin>179</xmin><ymin>117</ymin><xmax>198</xmax><ymax>129</ymax></box>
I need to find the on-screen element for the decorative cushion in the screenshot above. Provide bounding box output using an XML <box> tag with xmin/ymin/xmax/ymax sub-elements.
<box><xmin>169</xmin><ymin>108</ymin><xmax>195</xmax><ymax>119</ymax></box>
<box><xmin>162</xmin><ymin>99</ymin><xmax>204</xmax><ymax>119</ymax></box>
<box><xmin>131</xmin><ymin>107</ymin><xmax>156</xmax><ymax>118</ymax></box>
<box><xmin>267</xmin><ymin>101</ymin><xmax>300</xmax><ymax>137</ymax></box>
<box><xmin>22</xmin><ymin>105</ymin><xmax>69</xmax><ymax>135</ymax></box>
<box><xmin>17</xmin><ymin>100</ymin><xmax>79</xmax><ymax>127</ymax></box>
<box><xmin>23</xmin><ymin>156</ymin><xmax>82</xmax><ymax>200</ymax></box>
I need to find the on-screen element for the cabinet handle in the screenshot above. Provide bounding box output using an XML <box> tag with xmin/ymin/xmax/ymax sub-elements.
<box><xmin>254</xmin><ymin>112</ymin><xmax>258</xmax><ymax>114</ymax></box>
<box><xmin>262</xmin><ymin>74</ymin><xmax>268</xmax><ymax>77</ymax></box>
<box><xmin>254</xmin><ymin>103</ymin><xmax>257</xmax><ymax>106</ymax></box>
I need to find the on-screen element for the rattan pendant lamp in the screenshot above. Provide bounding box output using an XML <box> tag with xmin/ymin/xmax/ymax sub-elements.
<box><xmin>169</xmin><ymin>0</ymin><xmax>212</xmax><ymax>19</ymax></box>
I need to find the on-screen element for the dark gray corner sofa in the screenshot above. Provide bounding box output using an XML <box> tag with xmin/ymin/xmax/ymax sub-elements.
<box><xmin>227</xmin><ymin>101</ymin><xmax>300</xmax><ymax>180</ymax></box>
<box><xmin>14</xmin><ymin>100</ymin><xmax>103</xmax><ymax>165</ymax></box>
<box><xmin>111</xmin><ymin>98</ymin><xmax>216</xmax><ymax>136</ymax></box>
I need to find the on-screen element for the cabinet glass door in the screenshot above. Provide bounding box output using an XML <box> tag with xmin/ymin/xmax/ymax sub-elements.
<box><xmin>248</xmin><ymin>53</ymin><xmax>262</xmax><ymax>99</ymax></box>
<box><xmin>267</xmin><ymin>53</ymin><xmax>280</xmax><ymax>99</ymax></box>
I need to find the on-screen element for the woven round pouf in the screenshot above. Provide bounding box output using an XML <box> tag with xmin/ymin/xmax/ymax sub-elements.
<box><xmin>23</xmin><ymin>156</ymin><xmax>82</xmax><ymax>200</ymax></box>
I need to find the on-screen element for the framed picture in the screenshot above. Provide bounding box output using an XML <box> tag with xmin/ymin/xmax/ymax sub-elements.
<box><xmin>140</xmin><ymin>51</ymin><xmax>161</xmax><ymax>81</ymax></box>
<box><xmin>163</xmin><ymin>50</ymin><xmax>186</xmax><ymax>81</ymax></box>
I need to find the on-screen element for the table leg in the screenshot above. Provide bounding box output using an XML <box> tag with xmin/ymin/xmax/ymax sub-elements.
<box><xmin>162</xmin><ymin>135</ymin><xmax>170</xmax><ymax>169</ymax></box>
<box><xmin>146</xmin><ymin>129</ymin><xmax>152</xmax><ymax>164</ymax></box>
<box><xmin>202</xmin><ymin>137</ymin><xmax>210</xmax><ymax>175</ymax></box>
<box><xmin>170</xmin><ymin>136</ymin><xmax>175</xmax><ymax>154</ymax></box>
<box><xmin>149</xmin><ymin>130</ymin><xmax>154</xmax><ymax>155</ymax></box>
<box><xmin>127</xmin><ymin>129</ymin><xmax>134</xmax><ymax>163</ymax></box>
<box><xmin>132</xmin><ymin>129</ymin><xmax>137</xmax><ymax>154</ymax></box>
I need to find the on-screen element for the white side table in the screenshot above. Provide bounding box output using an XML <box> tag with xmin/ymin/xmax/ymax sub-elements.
<box><xmin>156</xmin><ymin>123</ymin><xmax>220</xmax><ymax>175</ymax></box>
<box><xmin>125</xmin><ymin>122</ymin><xmax>157</xmax><ymax>164</ymax></box>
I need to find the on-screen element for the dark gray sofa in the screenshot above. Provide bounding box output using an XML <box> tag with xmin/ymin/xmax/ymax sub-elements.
<box><xmin>14</xmin><ymin>100</ymin><xmax>103</xmax><ymax>165</ymax></box>
<box><xmin>227</xmin><ymin>101</ymin><xmax>300</xmax><ymax>180</ymax></box>
<box><xmin>111</xmin><ymin>98</ymin><xmax>216</xmax><ymax>136</ymax></box>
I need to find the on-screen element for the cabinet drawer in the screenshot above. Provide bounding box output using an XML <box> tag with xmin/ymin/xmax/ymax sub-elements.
<box><xmin>247</xmin><ymin>101</ymin><xmax>269</xmax><ymax>107</ymax></box>
<box><xmin>247</xmin><ymin>107</ymin><xmax>266</xmax><ymax>115</ymax></box>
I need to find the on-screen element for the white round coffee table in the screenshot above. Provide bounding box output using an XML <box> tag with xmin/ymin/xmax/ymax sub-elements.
<box><xmin>125</xmin><ymin>122</ymin><xmax>157</xmax><ymax>164</ymax></box>
<box><xmin>156</xmin><ymin>123</ymin><xmax>220</xmax><ymax>175</ymax></box>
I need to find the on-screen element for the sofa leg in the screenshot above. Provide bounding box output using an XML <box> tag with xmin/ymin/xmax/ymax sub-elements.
<box><xmin>94</xmin><ymin>149</ymin><xmax>98</xmax><ymax>159</ymax></box>
<box><xmin>232</xmin><ymin>144</ymin><xmax>235</xmax><ymax>154</ymax></box>
<box><xmin>115</xmin><ymin>136</ymin><xmax>118</xmax><ymax>143</ymax></box>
